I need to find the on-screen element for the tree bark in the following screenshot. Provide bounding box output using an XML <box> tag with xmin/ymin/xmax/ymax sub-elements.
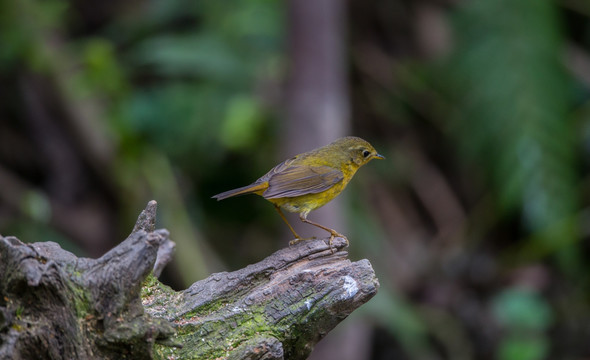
<box><xmin>0</xmin><ymin>201</ymin><xmax>379</xmax><ymax>360</ymax></box>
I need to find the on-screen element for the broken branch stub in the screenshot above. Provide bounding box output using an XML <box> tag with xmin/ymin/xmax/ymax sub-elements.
<box><xmin>0</xmin><ymin>201</ymin><xmax>175</xmax><ymax>359</ymax></box>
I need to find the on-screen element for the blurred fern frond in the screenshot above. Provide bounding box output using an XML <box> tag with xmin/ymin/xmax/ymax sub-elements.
<box><xmin>445</xmin><ymin>0</ymin><xmax>578</xmax><ymax>254</ymax></box>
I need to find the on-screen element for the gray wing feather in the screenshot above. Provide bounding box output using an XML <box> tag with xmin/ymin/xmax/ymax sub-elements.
<box><xmin>262</xmin><ymin>165</ymin><xmax>344</xmax><ymax>199</ymax></box>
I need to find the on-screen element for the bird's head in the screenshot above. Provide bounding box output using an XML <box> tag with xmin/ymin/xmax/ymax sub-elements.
<box><xmin>331</xmin><ymin>136</ymin><xmax>385</xmax><ymax>167</ymax></box>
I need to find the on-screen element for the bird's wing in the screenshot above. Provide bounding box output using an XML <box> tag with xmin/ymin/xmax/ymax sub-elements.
<box><xmin>262</xmin><ymin>163</ymin><xmax>344</xmax><ymax>199</ymax></box>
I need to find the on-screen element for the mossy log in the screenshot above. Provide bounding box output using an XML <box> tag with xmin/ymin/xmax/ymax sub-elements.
<box><xmin>0</xmin><ymin>201</ymin><xmax>379</xmax><ymax>359</ymax></box>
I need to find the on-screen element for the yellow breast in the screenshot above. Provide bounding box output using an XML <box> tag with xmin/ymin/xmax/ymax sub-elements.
<box><xmin>266</xmin><ymin>164</ymin><xmax>359</xmax><ymax>215</ymax></box>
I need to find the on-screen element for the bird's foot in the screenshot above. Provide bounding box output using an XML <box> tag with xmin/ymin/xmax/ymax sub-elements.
<box><xmin>328</xmin><ymin>232</ymin><xmax>348</xmax><ymax>253</ymax></box>
<box><xmin>289</xmin><ymin>236</ymin><xmax>317</xmax><ymax>246</ymax></box>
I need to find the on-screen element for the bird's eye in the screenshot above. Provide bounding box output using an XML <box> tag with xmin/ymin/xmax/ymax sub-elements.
<box><xmin>362</xmin><ymin>150</ymin><xmax>371</xmax><ymax>158</ymax></box>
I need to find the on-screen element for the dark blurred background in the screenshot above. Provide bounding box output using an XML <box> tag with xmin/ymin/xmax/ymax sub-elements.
<box><xmin>2</xmin><ymin>0</ymin><xmax>590</xmax><ymax>359</ymax></box>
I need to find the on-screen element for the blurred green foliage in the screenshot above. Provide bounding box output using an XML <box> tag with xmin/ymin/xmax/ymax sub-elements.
<box><xmin>446</xmin><ymin>0</ymin><xmax>578</xmax><ymax>254</ymax></box>
<box><xmin>2</xmin><ymin>0</ymin><xmax>590</xmax><ymax>359</ymax></box>
<box><xmin>492</xmin><ymin>288</ymin><xmax>552</xmax><ymax>360</ymax></box>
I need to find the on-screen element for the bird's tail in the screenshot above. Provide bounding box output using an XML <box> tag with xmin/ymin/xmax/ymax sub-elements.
<box><xmin>212</xmin><ymin>182</ymin><xmax>268</xmax><ymax>201</ymax></box>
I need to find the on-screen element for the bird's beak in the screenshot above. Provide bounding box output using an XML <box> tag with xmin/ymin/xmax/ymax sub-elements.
<box><xmin>374</xmin><ymin>153</ymin><xmax>385</xmax><ymax>160</ymax></box>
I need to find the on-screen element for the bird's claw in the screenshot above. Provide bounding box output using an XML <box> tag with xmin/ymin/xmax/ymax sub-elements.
<box><xmin>289</xmin><ymin>236</ymin><xmax>316</xmax><ymax>246</ymax></box>
<box><xmin>289</xmin><ymin>233</ymin><xmax>348</xmax><ymax>254</ymax></box>
<box><xmin>328</xmin><ymin>232</ymin><xmax>348</xmax><ymax>253</ymax></box>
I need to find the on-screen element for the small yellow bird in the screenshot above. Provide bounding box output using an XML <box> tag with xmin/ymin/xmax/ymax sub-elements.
<box><xmin>213</xmin><ymin>136</ymin><xmax>384</xmax><ymax>247</ymax></box>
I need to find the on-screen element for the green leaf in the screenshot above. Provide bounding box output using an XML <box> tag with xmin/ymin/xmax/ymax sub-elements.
<box><xmin>129</xmin><ymin>33</ymin><xmax>243</xmax><ymax>80</ymax></box>
<box><xmin>498</xmin><ymin>336</ymin><xmax>548</xmax><ymax>360</ymax></box>
<box><xmin>491</xmin><ymin>288</ymin><xmax>552</xmax><ymax>331</ymax></box>
<box><xmin>220</xmin><ymin>95</ymin><xmax>264</xmax><ymax>150</ymax></box>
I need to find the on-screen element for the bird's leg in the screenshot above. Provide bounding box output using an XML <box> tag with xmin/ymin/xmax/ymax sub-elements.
<box><xmin>298</xmin><ymin>213</ymin><xmax>348</xmax><ymax>250</ymax></box>
<box><xmin>274</xmin><ymin>206</ymin><xmax>308</xmax><ymax>244</ymax></box>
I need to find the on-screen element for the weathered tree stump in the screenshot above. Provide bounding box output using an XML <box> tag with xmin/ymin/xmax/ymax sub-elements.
<box><xmin>0</xmin><ymin>201</ymin><xmax>379</xmax><ymax>359</ymax></box>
